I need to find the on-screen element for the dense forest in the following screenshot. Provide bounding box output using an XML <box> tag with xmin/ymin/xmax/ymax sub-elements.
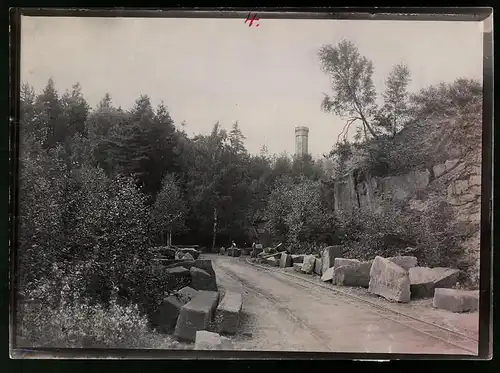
<box><xmin>15</xmin><ymin>39</ymin><xmax>482</xmax><ymax>348</ymax></box>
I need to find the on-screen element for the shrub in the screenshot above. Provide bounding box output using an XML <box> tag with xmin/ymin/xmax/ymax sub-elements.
<box><xmin>17</xmin><ymin>287</ymin><xmax>174</xmax><ymax>349</ymax></box>
<box><xmin>337</xmin><ymin>197</ymin><xmax>473</xmax><ymax>275</ymax></box>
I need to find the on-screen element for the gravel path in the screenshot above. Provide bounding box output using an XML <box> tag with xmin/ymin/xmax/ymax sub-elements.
<box><xmin>210</xmin><ymin>254</ymin><xmax>478</xmax><ymax>354</ymax></box>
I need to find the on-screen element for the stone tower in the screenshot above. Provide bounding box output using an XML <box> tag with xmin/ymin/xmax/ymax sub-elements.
<box><xmin>295</xmin><ymin>126</ymin><xmax>309</xmax><ymax>157</ymax></box>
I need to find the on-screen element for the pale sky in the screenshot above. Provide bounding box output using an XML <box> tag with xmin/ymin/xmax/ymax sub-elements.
<box><xmin>21</xmin><ymin>16</ymin><xmax>484</xmax><ymax>157</ymax></box>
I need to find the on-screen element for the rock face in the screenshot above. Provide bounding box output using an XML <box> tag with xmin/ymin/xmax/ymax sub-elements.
<box><xmin>190</xmin><ymin>267</ymin><xmax>218</xmax><ymax>291</ymax></box>
<box><xmin>174</xmin><ymin>291</ymin><xmax>220</xmax><ymax>342</ymax></box>
<box><xmin>293</xmin><ymin>263</ymin><xmax>303</xmax><ymax>272</ymax></box>
<box><xmin>194</xmin><ymin>331</ymin><xmax>232</xmax><ymax>350</ymax></box>
<box><xmin>321</xmin><ymin>267</ymin><xmax>334</xmax><ymax>282</ymax></box>
<box><xmin>333</xmin><ymin>258</ymin><xmax>372</xmax><ymax>287</ymax></box>
<box><xmin>314</xmin><ymin>258</ymin><xmax>323</xmax><ymax>275</ymax></box>
<box><xmin>301</xmin><ymin>255</ymin><xmax>316</xmax><ymax>274</ymax></box>
<box><xmin>410</xmin><ymin>267</ymin><xmax>461</xmax><ymax>298</ymax></box>
<box><xmin>387</xmin><ymin>256</ymin><xmax>418</xmax><ymax>271</ymax></box>
<box><xmin>176</xmin><ymin>286</ymin><xmax>199</xmax><ymax>305</ymax></box>
<box><xmin>215</xmin><ymin>291</ymin><xmax>243</xmax><ymax>334</ymax></box>
<box><xmin>280</xmin><ymin>252</ymin><xmax>293</xmax><ymax>268</ymax></box>
<box><xmin>154</xmin><ymin>295</ymin><xmax>184</xmax><ymax>332</ymax></box>
<box><xmin>368</xmin><ymin>256</ymin><xmax>411</xmax><ymax>303</ymax></box>
<box><xmin>321</xmin><ymin>246</ymin><xmax>343</xmax><ymax>275</ymax></box>
<box><xmin>432</xmin><ymin>288</ymin><xmax>479</xmax><ymax>313</ymax></box>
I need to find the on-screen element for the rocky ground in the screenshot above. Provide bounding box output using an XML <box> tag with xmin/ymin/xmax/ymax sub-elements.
<box><xmin>209</xmin><ymin>254</ymin><xmax>479</xmax><ymax>354</ymax></box>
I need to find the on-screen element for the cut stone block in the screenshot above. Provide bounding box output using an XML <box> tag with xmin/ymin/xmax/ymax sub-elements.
<box><xmin>321</xmin><ymin>267</ymin><xmax>334</xmax><ymax>282</ymax></box>
<box><xmin>266</xmin><ymin>257</ymin><xmax>279</xmax><ymax>267</ymax></box>
<box><xmin>387</xmin><ymin>255</ymin><xmax>418</xmax><ymax>270</ymax></box>
<box><xmin>190</xmin><ymin>267</ymin><xmax>218</xmax><ymax>291</ymax></box>
<box><xmin>174</xmin><ymin>290</ymin><xmax>220</xmax><ymax>342</ymax></box>
<box><xmin>194</xmin><ymin>331</ymin><xmax>233</xmax><ymax>350</ymax></box>
<box><xmin>291</xmin><ymin>255</ymin><xmax>305</xmax><ymax>264</ymax></box>
<box><xmin>314</xmin><ymin>258</ymin><xmax>323</xmax><ymax>275</ymax></box>
<box><xmin>180</xmin><ymin>248</ymin><xmax>200</xmax><ymax>259</ymax></box>
<box><xmin>176</xmin><ymin>286</ymin><xmax>199</xmax><ymax>305</ymax></box>
<box><xmin>321</xmin><ymin>245</ymin><xmax>343</xmax><ymax>275</ymax></box>
<box><xmin>154</xmin><ymin>295</ymin><xmax>183</xmax><ymax>332</ymax></box>
<box><xmin>301</xmin><ymin>255</ymin><xmax>316</xmax><ymax>274</ymax></box>
<box><xmin>194</xmin><ymin>259</ymin><xmax>216</xmax><ymax>278</ymax></box>
<box><xmin>166</xmin><ymin>266</ymin><xmax>192</xmax><ymax>289</ymax></box>
<box><xmin>232</xmin><ymin>248</ymin><xmax>241</xmax><ymax>257</ymax></box>
<box><xmin>333</xmin><ymin>258</ymin><xmax>372</xmax><ymax>287</ymax></box>
<box><xmin>227</xmin><ymin>248</ymin><xmax>234</xmax><ymax>257</ymax></box>
<box><xmin>219</xmin><ymin>247</ymin><xmax>226</xmax><ymax>255</ymax></box>
<box><xmin>280</xmin><ymin>252</ymin><xmax>293</xmax><ymax>268</ymax></box>
<box><xmin>368</xmin><ymin>256</ymin><xmax>410</xmax><ymax>303</ymax></box>
<box><xmin>432</xmin><ymin>288</ymin><xmax>479</xmax><ymax>313</ymax></box>
<box><xmin>215</xmin><ymin>291</ymin><xmax>243</xmax><ymax>334</ymax></box>
<box><xmin>293</xmin><ymin>263</ymin><xmax>303</xmax><ymax>272</ymax></box>
<box><xmin>410</xmin><ymin>267</ymin><xmax>461</xmax><ymax>298</ymax></box>
<box><xmin>182</xmin><ymin>253</ymin><xmax>195</xmax><ymax>261</ymax></box>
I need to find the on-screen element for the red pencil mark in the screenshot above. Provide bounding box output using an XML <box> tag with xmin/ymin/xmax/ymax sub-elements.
<box><xmin>245</xmin><ymin>12</ymin><xmax>260</xmax><ymax>27</ymax></box>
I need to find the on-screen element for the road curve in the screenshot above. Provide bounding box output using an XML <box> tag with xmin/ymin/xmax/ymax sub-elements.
<box><xmin>210</xmin><ymin>255</ymin><xmax>477</xmax><ymax>355</ymax></box>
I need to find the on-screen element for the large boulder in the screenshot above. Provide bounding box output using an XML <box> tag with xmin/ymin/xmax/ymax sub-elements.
<box><xmin>321</xmin><ymin>245</ymin><xmax>343</xmax><ymax>275</ymax></box>
<box><xmin>266</xmin><ymin>257</ymin><xmax>279</xmax><ymax>267</ymax></box>
<box><xmin>301</xmin><ymin>255</ymin><xmax>316</xmax><ymax>274</ymax></box>
<box><xmin>368</xmin><ymin>256</ymin><xmax>411</xmax><ymax>303</ymax></box>
<box><xmin>153</xmin><ymin>295</ymin><xmax>184</xmax><ymax>332</ymax></box>
<box><xmin>174</xmin><ymin>291</ymin><xmax>220</xmax><ymax>342</ymax></box>
<box><xmin>387</xmin><ymin>255</ymin><xmax>418</xmax><ymax>270</ymax></box>
<box><xmin>409</xmin><ymin>267</ymin><xmax>461</xmax><ymax>298</ymax></box>
<box><xmin>166</xmin><ymin>266</ymin><xmax>192</xmax><ymax>289</ymax></box>
<box><xmin>190</xmin><ymin>267</ymin><xmax>218</xmax><ymax>291</ymax></box>
<box><xmin>432</xmin><ymin>288</ymin><xmax>479</xmax><ymax>313</ymax></box>
<box><xmin>176</xmin><ymin>286</ymin><xmax>199</xmax><ymax>305</ymax></box>
<box><xmin>314</xmin><ymin>258</ymin><xmax>323</xmax><ymax>275</ymax></box>
<box><xmin>180</xmin><ymin>248</ymin><xmax>200</xmax><ymax>259</ymax></box>
<box><xmin>194</xmin><ymin>259</ymin><xmax>216</xmax><ymax>278</ymax></box>
<box><xmin>291</xmin><ymin>255</ymin><xmax>305</xmax><ymax>264</ymax></box>
<box><xmin>293</xmin><ymin>263</ymin><xmax>303</xmax><ymax>272</ymax></box>
<box><xmin>215</xmin><ymin>292</ymin><xmax>243</xmax><ymax>334</ymax></box>
<box><xmin>279</xmin><ymin>252</ymin><xmax>293</xmax><ymax>268</ymax></box>
<box><xmin>194</xmin><ymin>331</ymin><xmax>232</xmax><ymax>350</ymax></box>
<box><xmin>182</xmin><ymin>252</ymin><xmax>195</xmax><ymax>261</ymax></box>
<box><xmin>174</xmin><ymin>251</ymin><xmax>184</xmax><ymax>260</ymax></box>
<box><xmin>321</xmin><ymin>267</ymin><xmax>334</xmax><ymax>282</ymax></box>
<box><xmin>333</xmin><ymin>258</ymin><xmax>372</xmax><ymax>287</ymax></box>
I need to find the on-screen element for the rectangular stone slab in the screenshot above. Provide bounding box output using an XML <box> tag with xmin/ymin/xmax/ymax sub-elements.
<box><xmin>432</xmin><ymin>288</ymin><xmax>479</xmax><ymax>313</ymax></box>
<box><xmin>195</xmin><ymin>331</ymin><xmax>232</xmax><ymax>350</ymax></box>
<box><xmin>215</xmin><ymin>291</ymin><xmax>243</xmax><ymax>334</ymax></box>
<box><xmin>368</xmin><ymin>256</ymin><xmax>410</xmax><ymax>303</ymax></box>
<box><xmin>174</xmin><ymin>290</ymin><xmax>220</xmax><ymax>342</ymax></box>
<box><xmin>154</xmin><ymin>295</ymin><xmax>183</xmax><ymax>332</ymax></box>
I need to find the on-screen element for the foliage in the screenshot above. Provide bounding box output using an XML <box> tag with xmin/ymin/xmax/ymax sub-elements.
<box><xmin>150</xmin><ymin>173</ymin><xmax>188</xmax><ymax>243</ymax></box>
<box><xmin>265</xmin><ymin>176</ymin><xmax>339</xmax><ymax>253</ymax></box>
<box><xmin>17</xmin><ymin>283</ymin><xmax>176</xmax><ymax>349</ymax></box>
<box><xmin>337</xmin><ymin>197</ymin><xmax>474</xmax><ymax>272</ymax></box>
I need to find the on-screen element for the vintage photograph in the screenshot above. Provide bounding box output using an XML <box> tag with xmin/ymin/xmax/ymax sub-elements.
<box><xmin>13</xmin><ymin>10</ymin><xmax>490</xmax><ymax>356</ymax></box>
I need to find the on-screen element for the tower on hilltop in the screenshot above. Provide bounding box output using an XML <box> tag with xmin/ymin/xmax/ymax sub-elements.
<box><xmin>295</xmin><ymin>126</ymin><xmax>309</xmax><ymax>157</ymax></box>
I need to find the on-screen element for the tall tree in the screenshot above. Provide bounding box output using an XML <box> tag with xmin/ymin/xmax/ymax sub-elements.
<box><xmin>229</xmin><ymin>121</ymin><xmax>247</xmax><ymax>154</ymax></box>
<box><xmin>151</xmin><ymin>173</ymin><xmax>188</xmax><ymax>246</ymax></box>
<box><xmin>34</xmin><ymin>78</ymin><xmax>64</xmax><ymax>148</ymax></box>
<box><xmin>377</xmin><ymin>63</ymin><xmax>412</xmax><ymax>138</ymax></box>
<box><xmin>318</xmin><ymin>40</ymin><xmax>378</xmax><ymax>140</ymax></box>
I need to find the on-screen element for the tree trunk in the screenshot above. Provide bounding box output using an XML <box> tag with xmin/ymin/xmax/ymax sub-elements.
<box><xmin>211</xmin><ymin>208</ymin><xmax>217</xmax><ymax>253</ymax></box>
<box><xmin>167</xmin><ymin>230</ymin><xmax>172</xmax><ymax>247</ymax></box>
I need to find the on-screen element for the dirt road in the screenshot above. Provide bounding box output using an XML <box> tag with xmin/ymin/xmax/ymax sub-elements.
<box><xmin>210</xmin><ymin>254</ymin><xmax>478</xmax><ymax>355</ymax></box>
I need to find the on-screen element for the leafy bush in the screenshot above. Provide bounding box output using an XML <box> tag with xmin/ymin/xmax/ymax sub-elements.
<box><xmin>337</xmin><ymin>197</ymin><xmax>474</xmax><ymax>274</ymax></box>
<box><xmin>17</xmin><ymin>287</ymin><xmax>174</xmax><ymax>349</ymax></box>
